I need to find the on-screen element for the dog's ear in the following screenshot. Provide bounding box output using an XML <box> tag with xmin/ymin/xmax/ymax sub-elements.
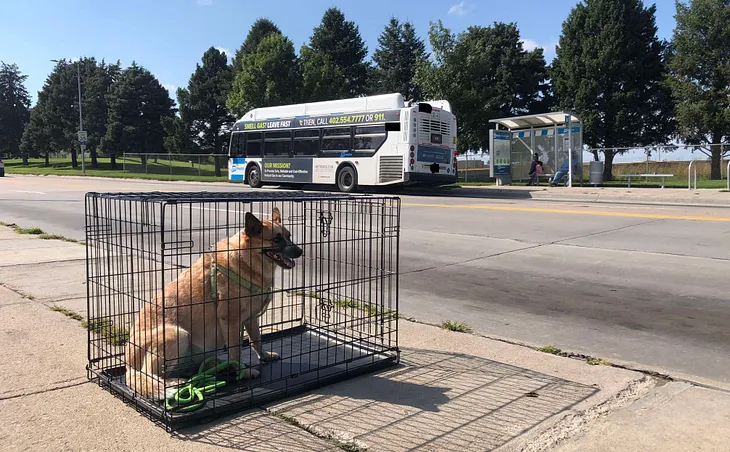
<box><xmin>244</xmin><ymin>212</ymin><xmax>263</xmax><ymax>237</ymax></box>
<box><xmin>271</xmin><ymin>207</ymin><xmax>281</xmax><ymax>225</ymax></box>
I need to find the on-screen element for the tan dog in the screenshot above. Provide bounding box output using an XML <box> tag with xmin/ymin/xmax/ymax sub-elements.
<box><xmin>125</xmin><ymin>207</ymin><xmax>302</xmax><ymax>400</ymax></box>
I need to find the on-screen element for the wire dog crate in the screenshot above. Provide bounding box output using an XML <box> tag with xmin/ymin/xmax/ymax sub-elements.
<box><xmin>85</xmin><ymin>191</ymin><xmax>400</xmax><ymax>430</ymax></box>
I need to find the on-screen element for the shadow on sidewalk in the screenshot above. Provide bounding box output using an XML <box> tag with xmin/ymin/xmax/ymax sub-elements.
<box><xmin>177</xmin><ymin>348</ymin><xmax>597</xmax><ymax>451</ymax></box>
<box><xmin>273</xmin><ymin>182</ymin><xmax>544</xmax><ymax>200</ymax></box>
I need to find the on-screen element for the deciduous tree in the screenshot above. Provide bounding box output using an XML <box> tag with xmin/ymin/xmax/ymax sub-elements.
<box><xmin>552</xmin><ymin>0</ymin><xmax>675</xmax><ymax>179</ymax></box>
<box><xmin>300</xmin><ymin>46</ymin><xmax>349</xmax><ymax>102</ymax></box>
<box><xmin>227</xmin><ymin>33</ymin><xmax>301</xmax><ymax>116</ymax></box>
<box><xmin>668</xmin><ymin>0</ymin><xmax>730</xmax><ymax>179</ymax></box>
<box><xmin>232</xmin><ymin>18</ymin><xmax>281</xmax><ymax>77</ymax></box>
<box><xmin>416</xmin><ymin>21</ymin><xmax>552</xmax><ymax>153</ymax></box>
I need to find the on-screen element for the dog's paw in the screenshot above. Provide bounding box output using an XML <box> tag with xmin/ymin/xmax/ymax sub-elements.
<box><xmin>259</xmin><ymin>351</ymin><xmax>280</xmax><ymax>362</ymax></box>
<box><xmin>240</xmin><ymin>367</ymin><xmax>260</xmax><ymax>379</ymax></box>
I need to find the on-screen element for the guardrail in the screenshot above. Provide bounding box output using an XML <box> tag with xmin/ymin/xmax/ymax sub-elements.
<box><xmin>688</xmin><ymin>161</ymin><xmax>697</xmax><ymax>190</ymax></box>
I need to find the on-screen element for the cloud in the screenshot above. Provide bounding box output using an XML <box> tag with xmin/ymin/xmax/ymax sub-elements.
<box><xmin>162</xmin><ymin>83</ymin><xmax>177</xmax><ymax>98</ymax></box>
<box><xmin>448</xmin><ymin>1</ymin><xmax>470</xmax><ymax>16</ymax></box>
<box><xmin>196</xmin><ymin>0</ymin><xmax>213</xmax><ymax>5</ymax></box>
<box><xmin>520</xmin><ymin>38</ymin><xmax>559</xmax><ymax>59</ymax></box>
<box><xmin>521</xmin><ymin>39</ymin><xmax>540</xmax><ymax>52</ymax></box>
<box><xmin>215</xmin><ymin>46</ymin><xmax>232</xmax><ymax>61</ymax></box>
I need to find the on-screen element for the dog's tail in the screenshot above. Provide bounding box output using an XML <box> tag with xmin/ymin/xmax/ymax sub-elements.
<box><xmin>125</xmin><ymin>326</ymin><xmax>187</xmax><ymax>401</ymax></box>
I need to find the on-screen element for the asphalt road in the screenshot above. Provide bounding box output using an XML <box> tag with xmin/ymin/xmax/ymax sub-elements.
<box><xmin>1</xmin><ymin>175</ymin><xmax>729</xmax><ymax>384</ymax></box>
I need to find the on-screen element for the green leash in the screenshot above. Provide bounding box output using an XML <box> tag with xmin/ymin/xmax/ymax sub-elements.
<box><xmin>165</xmin><ymin>264</ymin><xmax>273</xmax><ymax>412</ymax></box>
<box><xmin>165</xmin><ymin>357</ymin><xmax>246</xmax><ymax>412</ymax></box>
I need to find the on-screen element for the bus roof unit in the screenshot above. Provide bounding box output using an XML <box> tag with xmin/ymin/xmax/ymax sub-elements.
<box><xmin>238</xmin><ymin>93</ymin><xmax>406</xmax><ymax>122</ymax></box>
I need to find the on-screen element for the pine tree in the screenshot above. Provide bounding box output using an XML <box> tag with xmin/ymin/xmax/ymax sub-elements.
<box><xmin>372</xmin><ymin>18</ymin><xmax>428</xmax><ymax>100</ymax></box>
<box><xmin>178</xmin><ymin>47</ymin><xmax>234</xmax><ymax>176</ymax></box>
<box><xmin>232</xmin><ymin>18</ymin><xmax>281</xmax><ymax>76</ymax></box>
<box><xmin>20</xmin><ymin>101</ymin><xmax>52</xmax><ymax>166</ymax></box>
<box><xmin>668</xmin><ymin>0</ymin><xmax>730</xmax><ymax>179</ymax></box>
<box><xmin>102</xmin><ymin>63</ymin><xmax>174</xmax><ymax>169</ymax></box>
<box><xmin>552</xmin><ymin>0</ymin><xmax>675</xmax><ymax>179</ymax></box>
<box><xmin>227</xmin><ymin>33</ymin><xmax>301</xmax><ymax>116</ymax></box>
<box><xmin>82</xmin><ymin>59</ymin><xmax>121</xmax><ymax>168</ymax></box>
<box><xmin>0</xmin><ymin>62</ymin><xmax>31</xmax><ymax>161</ymax></box>
<box><xmin>307</xmin><ymin>8</ymin><xmax>369</xmax><ymax>96</ymax></box>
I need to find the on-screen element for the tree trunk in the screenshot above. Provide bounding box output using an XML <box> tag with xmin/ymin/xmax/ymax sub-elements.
<box><xmin>22</xmin><ymin>153</ymin><xmax>29</xmax><ymax>166</ymax></box>
<box><xmin>71</xmin><ymin>149</ymin><xmax>78</xmax><ymax>168</ymax></box>
<box><xmin>214</xmin><ymin>156</ymin><xmax>222</xmax><ymax>177</ymax></box>
<box><xmin>110</xmin><ymin>154</ymin><xmax>117</xmax><ymax>170</ymax></box>
<box><xmin>90</xmin><ymin>148</ymin><xmax>99</xmax><ymax>169</ymax></box>
<box><xmin>592</xmin><ymin>149</ymin><xmax>600</xmax><ymax>161</ymax></box>
<box><xmin>44</xmin><ymin>153</ymin><xmax>50</xmax><ymax>167</ymax></box>
<box><xmin>710</xmin><ymin>134</ymin><xmax>723</xmax><ymax>180</ymax></box>
<box><xmin>602</xmin><ymin>150</ymin><xmax>615</xmax><ymax>181</ymax></box>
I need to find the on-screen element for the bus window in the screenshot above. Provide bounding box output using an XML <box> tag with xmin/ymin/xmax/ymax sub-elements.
<box><xmin>246</xmin><ymin>132</ymin><xmax>262</xmax><ymax>157</ymax></box>
<box><xmin>229</xmin><ymin>132</ymin><xmax>245</xmax><ymax>157</ymax></box>
<box><xmin>264</xmin><ymin>130</ymin><xmax>291</xmax><ymax>156</ymax></box>
<box><xmin>293</xmin><ymin>129</ymin><xmax>320</xmax><ymax>156</ymax></box>
<box><xmin>321</xmin><ymin>127</ymin><xmax>352</xmax><ymax>156</ymax></box>
<box><xmin>353</xmin><ymin>125</ymin><xmax>386</xmax><ymax>156</ymax></box>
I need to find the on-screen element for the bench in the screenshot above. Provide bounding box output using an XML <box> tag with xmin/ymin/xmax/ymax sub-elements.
<box><xmin>535</xmin><ymin>173</ymin><xmax>554</xmax><ymax>185</ymax></box>
<box><xmin>616</xmin><ymin>174</ymin><xmax>675</xmax><ymax>189</ymax></box>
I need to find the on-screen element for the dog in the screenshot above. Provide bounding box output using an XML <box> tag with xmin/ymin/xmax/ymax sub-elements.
<box><xmin>125</xmin><ymin>207</ymin><xmax>302</xmax><ymax>400</ymax></box>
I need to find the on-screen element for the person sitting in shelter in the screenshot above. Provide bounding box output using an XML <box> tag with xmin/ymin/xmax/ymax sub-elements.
<box><xmin>550</xmin><ymin>160</ymin><xmax>570</xmax><ymax>187</ymax></box>
<box><xmin>527</xmin><ymin>153</ymin><xmax>544</xmax><ymax>186</ymax></box>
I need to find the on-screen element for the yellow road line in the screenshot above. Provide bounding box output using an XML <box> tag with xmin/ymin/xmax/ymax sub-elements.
<box><xmin>401</xmin><ymin>202</ymin><xmax>730</xmax><ymax>222</ymax></box>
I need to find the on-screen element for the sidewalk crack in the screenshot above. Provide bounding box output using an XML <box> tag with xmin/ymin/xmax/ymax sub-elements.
<box><xmin>0</xmin><ymin>378</ymin><xmax>89</xmax><ymax>401</ymax></box>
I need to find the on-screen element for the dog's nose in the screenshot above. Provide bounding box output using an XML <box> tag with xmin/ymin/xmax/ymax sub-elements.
<box><xmin>284</xmin><ymin>245</ymin><xmax>303</xmax><ymax>259</ymax></box>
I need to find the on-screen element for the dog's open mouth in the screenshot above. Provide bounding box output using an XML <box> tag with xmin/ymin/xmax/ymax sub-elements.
<box><xmin>266</xmin><ymin>251</ymin><xmax>296</xmax><ymax>269</ymax></box>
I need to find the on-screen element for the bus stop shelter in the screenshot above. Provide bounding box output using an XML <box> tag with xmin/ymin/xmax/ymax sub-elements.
<box><xmin>488</xmin><ymin>112</ymin><xmax>583</xmax><ymax>186</ymax></box>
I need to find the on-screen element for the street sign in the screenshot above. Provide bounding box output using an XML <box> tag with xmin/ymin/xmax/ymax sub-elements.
<box><xmin>78</xmin><ymin>130</ymin><xmax>87</xmax><ymax>143</ymax></box>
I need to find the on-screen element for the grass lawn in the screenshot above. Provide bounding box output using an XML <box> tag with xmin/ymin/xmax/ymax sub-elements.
<box><xmin>5</xmin><ymin>157</ymin><xmax>727</xmax><ymax>189</ymax></box>
<box><xmin>4</xmin><ymin>157</ymin><xmax>229</xmax><ymax>182</ymax></box>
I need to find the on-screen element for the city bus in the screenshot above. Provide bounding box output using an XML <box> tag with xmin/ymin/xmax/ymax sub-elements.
<box><xmin>227</xmin><ymin>93</ymin><xmax>457</xmax><ymax>192</ymax></box>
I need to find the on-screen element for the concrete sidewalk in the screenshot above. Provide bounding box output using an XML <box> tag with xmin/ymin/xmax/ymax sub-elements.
<box><xmin>1</xmin><ymin>227</ymin><xmax>728</xmax><ymax>451</ymax></box>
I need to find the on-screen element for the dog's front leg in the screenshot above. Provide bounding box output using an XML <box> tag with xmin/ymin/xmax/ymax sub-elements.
<box><xmin>219</xmin><ymin>311</ymin><xmax>260</xmax><ymax>379</ymax></box>
<box><xmin>243</xmin><ymin>313</ymin><xmax>278</xmax><ymax>362</ymax></box>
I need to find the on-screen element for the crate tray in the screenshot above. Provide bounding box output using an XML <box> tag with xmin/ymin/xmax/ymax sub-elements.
<box><xmin>91</xmin><ymin>324</ymin><xmax>399</xmax><ymax>430</ymax></box>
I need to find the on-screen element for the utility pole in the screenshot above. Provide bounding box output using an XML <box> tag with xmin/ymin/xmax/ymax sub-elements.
<box><xmin>77</xmin><ymin>63</ymin><xmax>85</xmax><ymax>175</ymax></box>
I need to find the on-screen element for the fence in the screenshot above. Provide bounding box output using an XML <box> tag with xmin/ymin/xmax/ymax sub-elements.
<box><xmin>585</xmin><ymin>144</ymin><xmax>728</xmax><ymax>181</ymax></box>
<box><xmin>122</xmin><ymin>153</ymin><xmax>228</xmax><ymax>179</ymax></box>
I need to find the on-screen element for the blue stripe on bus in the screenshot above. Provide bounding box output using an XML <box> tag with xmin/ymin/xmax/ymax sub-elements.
<box><xmin>230</xmin><ymin>174</ymin><xmax>244</xmax><ymax>181</ymax></box>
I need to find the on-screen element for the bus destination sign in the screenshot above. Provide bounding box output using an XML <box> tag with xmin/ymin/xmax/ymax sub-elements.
<box><xmin>237</xmin><ymin>110</ymin><xmax>399</xmax><ymax>132</ymax></box>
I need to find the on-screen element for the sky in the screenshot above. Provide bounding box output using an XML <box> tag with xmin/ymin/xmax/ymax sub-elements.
<box><xmin>2</xmin><ymin>0</ymin><xmax>679</xmax><ymax>106</ymax></box>
<box><xmin>2</xmin><ymin>0</ymin><xmax>689</xmax><ymax>163</ymax></box>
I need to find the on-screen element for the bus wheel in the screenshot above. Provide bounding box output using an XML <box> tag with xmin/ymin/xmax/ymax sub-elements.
<box><xmin>336</xmin><ymin>165</ymin><xmax>358</xmax><ymax>193</ymax></box>
<box><xmin>247</xmin><ymin>164</ymin><xmax>263</xmax><ymax>189</ymax></box>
